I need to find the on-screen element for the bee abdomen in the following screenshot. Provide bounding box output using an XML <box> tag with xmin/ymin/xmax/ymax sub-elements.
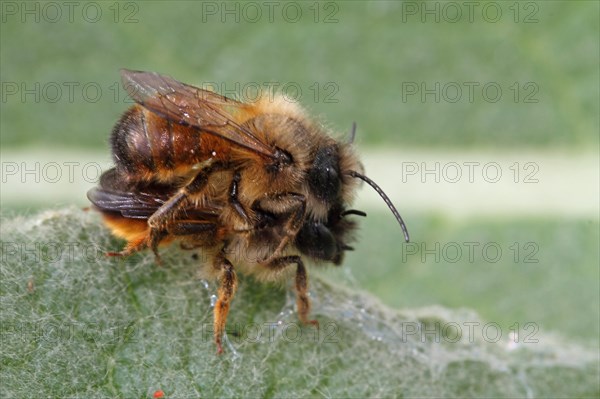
<box><xmin>111</xmin><ymin>106</ymin><xmax>153</xmax><ymax>175</ymax></box>
<box><xmin>111</xmin><ymin>105</ymin><xmax>206</xmax><ymax>179</ymax></box>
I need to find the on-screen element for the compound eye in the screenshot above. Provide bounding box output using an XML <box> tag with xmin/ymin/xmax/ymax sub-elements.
<box><xmin>308</xmin><ymin>146</ymin><xmax>340</xmax><ymax>202</ymax></box>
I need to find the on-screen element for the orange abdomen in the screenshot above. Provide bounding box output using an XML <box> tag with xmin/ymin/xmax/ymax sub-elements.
<box><xmin>110</xmin><ymin>105</ymin><xmax>233</xmax><ymax>181</ymax></box>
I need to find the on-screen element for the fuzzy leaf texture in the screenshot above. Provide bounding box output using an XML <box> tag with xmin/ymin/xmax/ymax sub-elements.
<box><xmin>1</xmin><ymin>208</ymin><xmax>598</xmax><ymax>398</ymax></box>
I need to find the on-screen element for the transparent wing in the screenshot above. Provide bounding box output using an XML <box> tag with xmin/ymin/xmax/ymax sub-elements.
<box><xmin>121</xmin><ymin>69</ymin><xmax>276</xmax><ymax>158</ymax></box>
<box><xmin>88</xmin><ymin>187</ymin><xmax>221</xmax><ymax>220</ymax></box>
<box><xmin>88</xmin><ymin>187</ymin><xmax>167</xmax><ymax>219</ymax></box>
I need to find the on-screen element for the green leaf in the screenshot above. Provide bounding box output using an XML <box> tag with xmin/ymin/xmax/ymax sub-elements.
<box><xmin>1</xmin><ymin>208</ymin><xmax>598</xmax><ymax>397</ymax></box>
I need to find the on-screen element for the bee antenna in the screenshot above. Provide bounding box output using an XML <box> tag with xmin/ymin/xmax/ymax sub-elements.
<box><xmin>341</xmin><ymin>209</ymin><xmax>367</xmax><ymax>217</ymax></box>
<box><xmin>347</xmin><ymin>170</ymin><xmax>410</xmax><ymax>242</ymax></box>
<box><xmin>348</xmin><ymin>122</ymin><xmax>357</xmax><ymax>144</ymax></box>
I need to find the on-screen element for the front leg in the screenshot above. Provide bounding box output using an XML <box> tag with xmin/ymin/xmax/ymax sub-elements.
<box><xmin>229</xmin><ymin>169</ymin><xmax>250</xmax><ymax>222</ymax></box>
<box><xmin>254</xmin><ymin>193</ymin><xmax>306</xmax><ymax>264</ymax></box>
<box><xmin>267</xmin><ymin>255</ymin><xmax>318</xmax><ymax>327</ymax></box>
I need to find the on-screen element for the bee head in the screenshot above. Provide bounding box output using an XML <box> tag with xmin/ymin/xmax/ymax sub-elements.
<box><xmin>301</xmin><ymin>123</ymin><xmax>409</xmax><ymax>244</ymax></box>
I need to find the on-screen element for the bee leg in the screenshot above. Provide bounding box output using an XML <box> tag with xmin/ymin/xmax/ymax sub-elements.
<box><xmin>229</xmin><ymin>170</ymin><xmax>249</xmax><ymax>222</ymax></box>
<box><xmin>267</xmin><ymin>256</ymin><xmax>319</xmax><ymax>328</ymax></box>
<box><xmin>109</xmin><ymin>219</ymin><xmax>213</xmax><ymax>262</ymax></box>
<box><xmin>146</xmin><ymin>162</ymin><xmax>224</xmax><ymax>244</ymax></box>
<box><xmin>106</xmin><ymin>235</ymin><xmax>148</xmax><ymax>257</ymax></box>
<box><xmin>213</xmin><ymin>252</ymin><xmax>238</xmax><ymax>355</ymax></box>
<box><xmin>168</xmin><ymin>221</ymin><xmax>217</xmax><ymax>235</ymax></box>
<box><xmin>148</xmin><ymin>228</ymin><xmax>167</xmax><ymax>264</ymax></box>
<box><xmin>255</xmin><ymin>193</ymin><xmax>306</xmax><ymax>264</ymax></box>
<box><xmin>169</xmin><ymin>220</ymin><xmax>218</xmax><ymax>250</ymax></box>
<box><xmin>162</xmin><ymin>222</ymin><xmax>217</xmax><ymax>252</ymax></box>
<box><xmin>107</xmin><ymin>229</ymin><xmax>166</xmax><ymax>264</ymax></box>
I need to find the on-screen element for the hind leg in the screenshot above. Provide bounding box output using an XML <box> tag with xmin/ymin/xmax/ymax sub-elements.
<box><xmin>107</xmin><ymin>228</ymin><xmax>167</xmax><ymax>262</ymax></box>
<box><xmin>142</xmin><ymin>162</ymin><xmax>225</xmax><ymax>258</ymax></box>
<box><xmin>108</xmin><ymin>220</ymin><xmax>216</xmax><ymax>263</ymax></box>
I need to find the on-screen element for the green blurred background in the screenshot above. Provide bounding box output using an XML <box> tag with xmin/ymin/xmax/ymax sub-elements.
<box><xmin>1</xmin><ymin>0</ymin><xmax>598</xmax><ymax>347</ymax></box>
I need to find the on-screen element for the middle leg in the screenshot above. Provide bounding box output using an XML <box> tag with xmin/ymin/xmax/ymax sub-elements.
<box><xmin>254</xmin><ymin>193</ymin><xmax>306</xmax><ymax>264</ymax></box>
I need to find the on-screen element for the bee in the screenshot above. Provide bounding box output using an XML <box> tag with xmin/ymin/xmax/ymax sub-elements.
<box><xmin>88</xmin><ymin>70</ymin><xmax>409</xmax><ymax>354</ymax></box>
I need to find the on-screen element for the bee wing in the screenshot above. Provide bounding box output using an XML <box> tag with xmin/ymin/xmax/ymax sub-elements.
<box><xmin>87</xmin><ymin>187</ymin><xmax>166</xmax><ymax>218</ymax></box>
<box><xmin>87</xmin><ymin>187</ymin><xmax>220</xmax><ymax>220</ymax></box>
<box><xmin>121</xmin><ymin>69</ymin><xmax>276</xmax><ymax>159</ymax></box>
